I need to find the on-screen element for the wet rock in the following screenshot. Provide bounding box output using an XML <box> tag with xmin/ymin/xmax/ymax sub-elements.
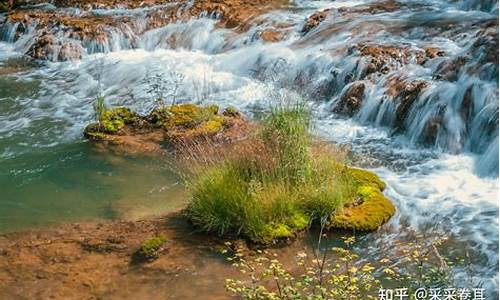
<box><xmin>57</xmin><ymin>42</ymin><xmax>82</xmax><ymax>61</ymax></box>
<box><xmin>302</xmin><ymin>9</ymin><xmax>329</xmax><ymax>34</ymax></box>
<box><xmin>390</xmin><ymin>79</ymin><xmax>428</xmax><ymax>130</ymax></box>
<box><xmin>421</xmin><ymin>113</ymin><xmax>444</xmax><ymax>146</ymax></box>
<box><xmin>434</xmin><ymin>20</ymin><xmax>498</xmax><ymax>81</ymax></box>
<box><xmin>355</xmin><ymin>44</ymin><xmax>425</xmax><ymax>77</ymax></box>
<box><xmin>259</xmin><ymin>30</ymin><xmax>282</xmax><ymax>42</ymax></box>
<box><xmin>470</xmin><ymin>19</ymin><xmax>498</xmax><ymax>66</ymax></box>
<box><xmin>332</xmin><ymin>81</ymin><xmax>365</xmax><ymax>116</ymax></box>
<box><xmin>460</xmin><ymin>87</ymin><xmax>473</xmax><ymax>127</ymax></box>
<box><xmin>425</xmin><ymin>47</ymin><xmax>446</xmax><ymax>59</ymax></box>
<box><xmin>27</xmin><ymin>33</ymin><xmax>55</xmax><ymax>60</ymax></box>
<box><xmin>185</xmin><ymin>0</ymin><xmax>287</xmax><ymax>32</ymax></box>
<box><xmin>27</xmin><ymin>33</ymin><xmax>82</xmax><ymax>61</ymax></box>
<box><xmin>434</xmin><ymin>56</ymin><xmax>468</xmax><ymax>81</ymax></box>
<box><xmin>5</xmin><ymin>0</ymin><xmax>287</xmax><ymax>61</ymax></box>
<box><xmin>338</xmin><ymin>0</ymin><xmax>401</xmax><ymax>15</ymax></box>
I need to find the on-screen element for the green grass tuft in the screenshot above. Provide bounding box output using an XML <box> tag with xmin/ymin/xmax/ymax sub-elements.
<box><xmin>183</xmin><ymin>104</ymin><xmax>394</xmax><ymax>243</ymax></box>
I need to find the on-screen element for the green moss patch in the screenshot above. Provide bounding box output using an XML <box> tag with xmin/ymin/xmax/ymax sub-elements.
<box><xmin>330</xmin><ymin>170</ymin><xmax>395</xmax><ymax>232</ymax></box>
<box><xmin>84</xmin><ymin>103</ymin><xmax>239</xmax><ymax>142</ymax></box>
<box><xmin>136</xmin><ymin>235</ymin><xmax>167</xmax><ymax>260</ymax></box>
<box><xmin>84</xmin><ymin>107</ymin><xmax>138</xmax><ymax>138</ymax></box>
<box><xmin>153</xmin><ymin>104</ymin><xmax>231</xmax><ymax>140</ymax></box>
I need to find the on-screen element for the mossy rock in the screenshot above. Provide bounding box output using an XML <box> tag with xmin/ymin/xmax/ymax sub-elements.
<box><xmin>100</xmin><ymin>107</ymin><xmax>138</xmax><ymax>134</ymax></box>
<box><xmin>348</xmin><ymin>167</ymin><xmax>386</xmax><ymax>190</ymax></box>
<box><xmin>330</xmin><ymin>169</ymin><xmax>395</xmax><ymax>231</ymax></box>
<box><xmin>151</xmin><ymin>103</ymin><xmax>217</xmax><ymax>129</ymax></box>
<box><xmin>84</xmin><ymin>107</ymin><xmax>138</xmax><ymax>139</ymax></box>
<box><xmin>155</xmin><ymin>104</ymin><xmax>234</xmax><ymax>140</ymax></box>
<box><xmin>223</xmin><ymin>106</ymin><xmax>240</xmax><ymax>118</ymax></box>
<box><xmin>136</xmin><ymin>235</ymin><xmax>167</xmax><ymax>261</ymax></box>
<box><xmin>83</xmin><ymin>123</ymin><xmax>108</xmax><ymax>139</ymax></box>
<box><xmin>252</xmin><ymin>213</ymin><xmax>310</xmax><ymax>244</ymax></box>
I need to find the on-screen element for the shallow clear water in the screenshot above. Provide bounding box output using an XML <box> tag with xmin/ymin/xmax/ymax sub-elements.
<box><xmin>0</xmin><ymin>137</ymin><xmax>185</xmax><ymax>233</ymax></box>
<box><xmin>0</xmin><ymin>0</ymin><xmax>498</xmax><ymax>295</ymax></box>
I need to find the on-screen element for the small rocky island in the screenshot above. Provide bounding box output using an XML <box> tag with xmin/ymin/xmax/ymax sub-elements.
<box><xmin>84</xmin><ymin>102</ymin><xmax>395</xmax><ymax>242</ymax></box>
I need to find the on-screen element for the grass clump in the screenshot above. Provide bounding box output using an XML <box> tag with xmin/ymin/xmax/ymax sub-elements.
<box><xmin>184</xmin><ymin>103</ymin><xmax>394</xmax><ymax>244</ymax></box>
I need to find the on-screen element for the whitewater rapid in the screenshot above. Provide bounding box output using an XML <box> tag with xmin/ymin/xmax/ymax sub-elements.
<box><xmin>0</xmin><ymin>0</ymin><xmax>498</xmax><ymax>294</ymax></box>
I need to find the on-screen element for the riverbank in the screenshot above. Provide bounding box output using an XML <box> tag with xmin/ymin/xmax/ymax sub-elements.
<box><xmin>0</xmin><ymin>211</ymin><xmax>240</xmax><ymax>299</ymax></box>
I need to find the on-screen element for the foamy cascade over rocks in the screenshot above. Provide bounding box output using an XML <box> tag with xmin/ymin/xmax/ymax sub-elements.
<box><xmin>0</xmin><ymin>0</ymin><xmax>498</xmax><ymax>298</ymax></box>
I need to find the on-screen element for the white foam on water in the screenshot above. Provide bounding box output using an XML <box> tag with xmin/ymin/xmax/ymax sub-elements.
<box><xmin>0</xmin><ymin>0</ymin><xmax>498</xmax><ymax>291</ymax></box>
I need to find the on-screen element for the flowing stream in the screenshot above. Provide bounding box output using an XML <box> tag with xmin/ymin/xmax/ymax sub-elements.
<box><xmin>0</xmin><ymin>0</ymin><xmax>498</xmax><ymax>296</ymax></box>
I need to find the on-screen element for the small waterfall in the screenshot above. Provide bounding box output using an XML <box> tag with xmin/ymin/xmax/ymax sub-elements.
<box><xmin>0</xmin><ymin>0</ymin><xmax>498</xmax><ymax>294</ymax></box>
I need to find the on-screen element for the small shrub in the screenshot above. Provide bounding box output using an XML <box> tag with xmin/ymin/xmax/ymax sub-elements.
<box><xmin>100</xmin><ymin>107</ymin><xmax>138</xmax><ymax>134</ymax></box>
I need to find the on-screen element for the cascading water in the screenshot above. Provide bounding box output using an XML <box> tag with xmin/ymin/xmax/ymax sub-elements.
<box><xmin>0</xmin><ymin>0</ymin><xmax>498</xmax><ymax>296</ymax></box>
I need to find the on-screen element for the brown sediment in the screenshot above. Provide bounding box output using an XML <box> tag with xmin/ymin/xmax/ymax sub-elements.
<box><xmin>0</xmin><ymin>212</ymin><xmax>239</xmax><ymax>299</ymax></box>
<box><xmin>0</xmin><ymin>211</ymin><xmax>326</xmax><ymax>300</ymax></box>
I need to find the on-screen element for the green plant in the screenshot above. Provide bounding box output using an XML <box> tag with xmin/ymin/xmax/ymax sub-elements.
<box><xmin>93</xmin><ymin>96</ymin><xmax>106</xmax><ymax>123</ymax></box>
<box><xmin>223</xmin><ymin>233</ymin><xmax>477</xmax><ymax>300</ymax></box>
<box><xmin>224</xmin><ymin>236</ymin><xmax>380</xmax><ymax>300</ymax></box>
<box><xmin>139</xmin><ymin>235</ymin><xmax>167</xmax><ymax>259</ymax></box>
<box><xmin>183</xmin><ymin>104</ymin><xmax>393</xmax><ymax>244</ymax></box>
<box><xmin>260</xmin><ymin>103</ymin><xmax>312</xmax><ymax>184</ymax></box>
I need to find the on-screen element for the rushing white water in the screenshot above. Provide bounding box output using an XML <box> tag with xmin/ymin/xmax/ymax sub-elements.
<box><xmin>0</xmin><ymin>0</ymin><xmax>498</xmax><ymax>295</ymax></box>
